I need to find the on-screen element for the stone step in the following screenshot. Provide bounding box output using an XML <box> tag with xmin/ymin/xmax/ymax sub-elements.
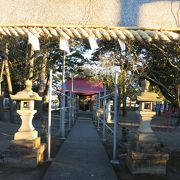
<box><xmin>2</xmin><ymin>144</ymin><xmax>46</xmax><ymax>168</ymax></box>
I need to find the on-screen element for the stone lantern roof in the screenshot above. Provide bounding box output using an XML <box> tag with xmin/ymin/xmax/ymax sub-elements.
<box><xmin>137</xmin><ymin>92</ymin><xmax>160</xmax><ymax>102</ymax></box>
<box><xmin>137</xmin><ymin>80</ymin><xmax>160</xmax><ymax>102</ymax></box>
<box><xmin>11</xmin><ymin>80</ymin><xmax>42</xmax><ymax>101</ymax></box>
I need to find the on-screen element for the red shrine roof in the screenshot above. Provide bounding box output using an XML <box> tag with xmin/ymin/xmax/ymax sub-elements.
<box><xmin>65</xmin><ymin>78</ymin><xmax>104</xmax><ymax>95</ymax></box>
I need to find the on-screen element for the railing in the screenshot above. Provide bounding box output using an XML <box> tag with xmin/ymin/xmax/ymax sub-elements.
<box><xmin>47</xmin><ymin>70</ymin><xmax>77</xmax><ymax>160</ymax></box>
<box><xmin>97</xmin><ymin>90</ymin><xmax>115</xmax><ymax>136</ymax></box>
<box><xmin>59</xmin><ymin>90</ymin><xmax>77</xmax><ymax>136</ymax></box>
<box><xmin>95</xmin><ymin>72</ymin><xmax>119</xmax><ymax>164</ymax></box>
<box><xmin>99</xmin><ymin>116</ymin><xmax>114</xmax><ymax>134</ymax></box>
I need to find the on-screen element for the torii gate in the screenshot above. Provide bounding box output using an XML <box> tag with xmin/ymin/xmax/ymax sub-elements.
<box><xmin>0</xmin><ymin>0</ymin><xmax>179</xmax><ymax>169</ymax></box>
<box><xmin>0</xmin><ymin>0</ymin><xmax>179</xmax><ymax>41</ymax></box>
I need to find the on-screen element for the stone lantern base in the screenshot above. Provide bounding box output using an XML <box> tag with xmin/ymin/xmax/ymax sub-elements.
<box><xmin>126</xmin><ymin>130</ymin><xmax>169</xmax><ymax>174</ymax></box>
<box><xmin>14</xmin><ymin>130</ymin><xmax>38</xmax><ymax>140</ymax></box>
<box><xmin>135</xmin><ymin>131</ymin><xmax>159</xmax><ymax>152</ymax></box>
<box><xmin>126</xmin><ymin>110</ymin><xmax>169</xmax><ymax>174</ymax></box>
<box><xmin>126</xmin><ymin>151</ymin><xmax>169</xmax><ymax>174</ymax></box>
<box><xmin>126</xmin><ymin>124</ymin><xmax>169</xmax><ymax>174</ymax></box>
<box><xmin>3</xmin><ymin>137</ymin><xmax>46</xmax><ymax>168</ymax></box>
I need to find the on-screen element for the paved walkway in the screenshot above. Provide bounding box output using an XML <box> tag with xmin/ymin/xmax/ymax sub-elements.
<box><xmin>43</xmin><ymin>118</ymin><xmax>117</xmax><ymax>180</ymax></box>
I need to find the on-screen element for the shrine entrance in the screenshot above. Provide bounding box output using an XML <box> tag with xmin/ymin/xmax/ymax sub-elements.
<box><xmin>78</xmin><ymin>94</ymin><xmax>92</xmax><ymax>111</ymax></box>
<box><xmin>0</xmin><ymin>24</ymin><xmax>179</xmax><ymax>165</ymax></box>
<box><xmin>0</xmin><ymin>0</ymin><xmax>179</xmax><ymax>179</ymax></box>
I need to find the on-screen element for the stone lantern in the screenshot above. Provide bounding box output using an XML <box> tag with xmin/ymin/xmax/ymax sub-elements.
<box><xmin>126</xmin><ymin>79</ymin><xmax>169</xmax><ymax>174</ymax></box>
<box><xmin>11</xmin><ymin>79</ymin><xmax>42</xmax><ymax>140</ymax></box>
<box><xmin>4</xmin><ymin>80</ymin><xmax>46</xmax><ymax>168</ymax></box>
<box><xmin>136</xmin><ymin>80</ymin><xmax>159</xmax><ymax>149</ymax></box>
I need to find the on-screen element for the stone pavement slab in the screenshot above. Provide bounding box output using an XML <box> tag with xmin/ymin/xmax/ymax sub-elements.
<box><xmin>43</xmin><ymin>119</ymin><xmax>117</xmax><ymax>180</ymax></box>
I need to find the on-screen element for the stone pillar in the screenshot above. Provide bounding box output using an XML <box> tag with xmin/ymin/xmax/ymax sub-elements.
<box><xmin>107</xmin><ymin>99</ymin><xmax>112</xmax><ymax>123</ymax></box>
<box><xmin>15</xmin><ymin>110</ymin><xmax>38</xmax><ymax>140</ymax></box>
<box><xmin>135</xmin><ymin>111</ymin><xmax>158</xmax><ymax>151</ymax></box>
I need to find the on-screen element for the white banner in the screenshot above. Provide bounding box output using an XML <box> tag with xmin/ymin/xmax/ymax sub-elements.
<box><xmin>88</xmin><ymin>37</ymin><xmax>99</xmax><ymax>51</ymax></box>
<box><xmin>59</xmin><ymin>38</ymin><xmax>70</xmax><ymax>54</ymax></box>
<box><xmin>118</xmin><ymin>39</ymin><xmax>126</xmax><ymax>54</ymax></box>
<box><xmin>28</xmin><ymin>32</ymin><xmax>40</xmax><ymax>51</ymax></box>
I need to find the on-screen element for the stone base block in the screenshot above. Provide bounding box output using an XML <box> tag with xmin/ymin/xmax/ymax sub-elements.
<box><xmin>3</xmin><ymin>138</ymin><xmax>46</xmax><ymax>168</ymax></box>
<box><xmin>135</xmin><ymin>141</ymin><xmax>160</xmax><ymax>153</ymax></box>
<box><xmin>134</xmin><ymin>131</ymin><xmax>160</xmax><ymax>152</ymax></box>
<box><xmin>126</xmin><ymin>151</ymin><xmax>169</xmax><ymax>174</ymax></box>
<box><xmin>136</xmin><ymin>131</ymin><xmax>157</xmax><ymax>143</ymax></box>
<box><xmin>11</xmin><ymin>137</ymin><xmax>41</xmax><ymax>149</ymax></box>
<box><xmin>14</xmin><ymin>130</ymin><xmax>38</xmax><ymax>140</ymax></box>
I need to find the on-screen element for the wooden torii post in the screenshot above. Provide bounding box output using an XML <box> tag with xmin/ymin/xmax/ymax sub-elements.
<box><xmin>0</xmin><ymin>43</ymin><xmax>14</xmax><ymax>122</ymax></box>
